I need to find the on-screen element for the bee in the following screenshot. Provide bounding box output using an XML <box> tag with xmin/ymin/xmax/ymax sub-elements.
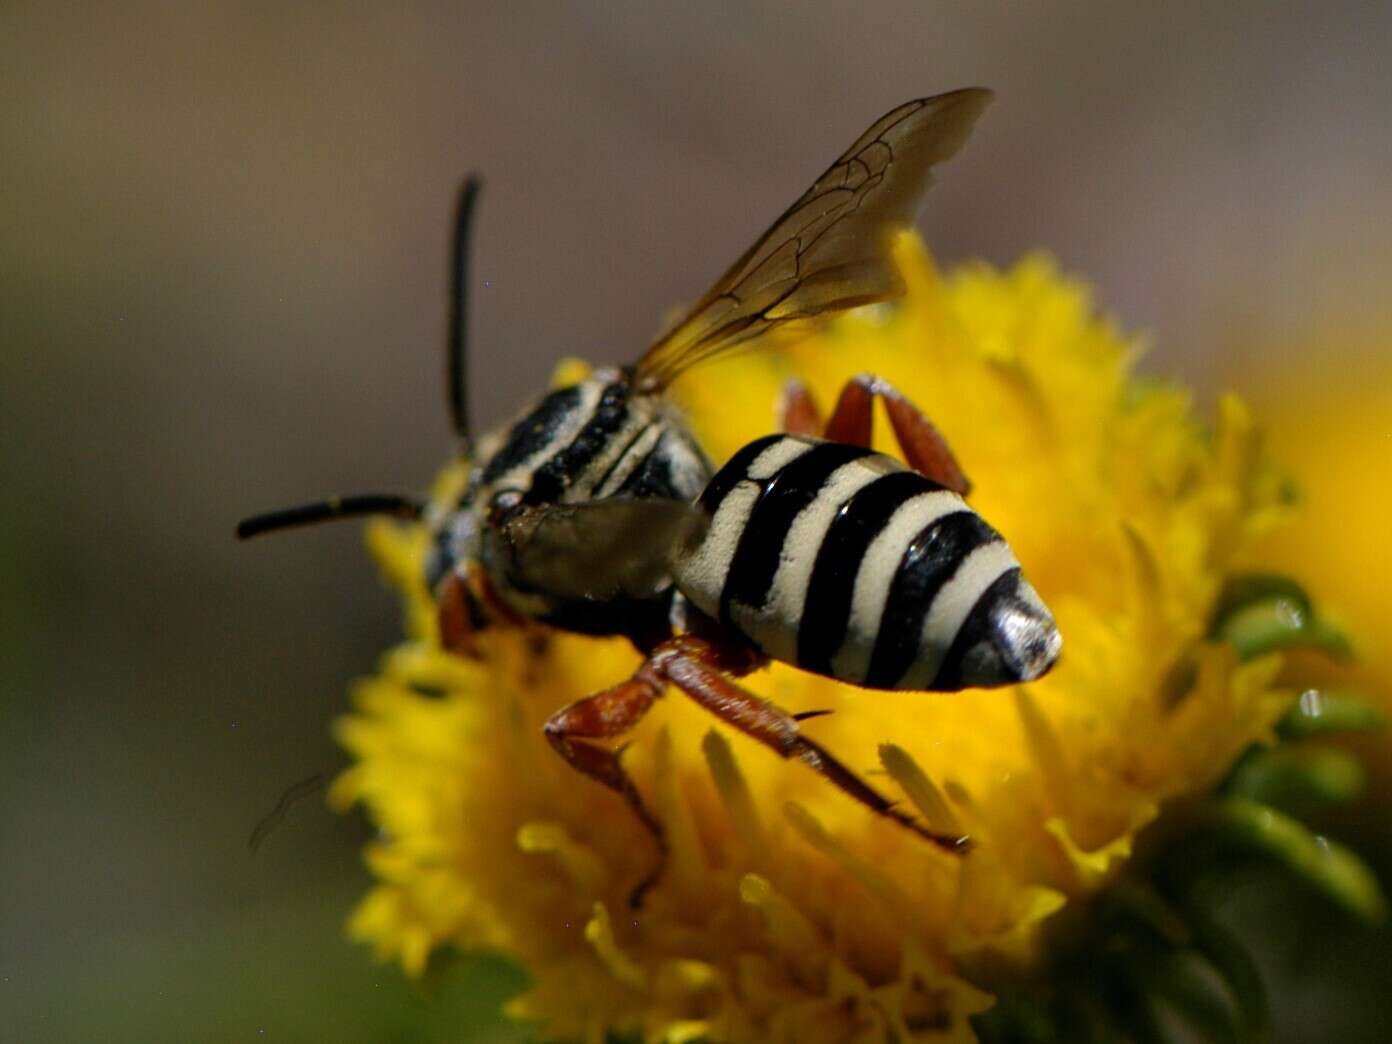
<box><xmin>239</xmin><ymin>89</ymin><xmax>1061</xmax><ymax>902</ymax></box>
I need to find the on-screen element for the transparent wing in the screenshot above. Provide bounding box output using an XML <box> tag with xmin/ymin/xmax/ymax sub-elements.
<box><xmin>632</xmin><ymin>88</ymin><xmax>993</xmax><ymax>392</ymax></box>
<box><xmin>498</xmin><ymin>499</ymin><xmax>709</xmax><ymax>602</ymax></box>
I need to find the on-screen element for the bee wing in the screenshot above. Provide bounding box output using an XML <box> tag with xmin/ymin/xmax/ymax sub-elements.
<box><xmin>632</xmin><ymin>89</ymin><xmax>993</xmax><ymax>393</ymax></box>
<box><xmin>498</xmin><ymin>499</ymin><xmax>709</xmax><ymax>602</ymax></box>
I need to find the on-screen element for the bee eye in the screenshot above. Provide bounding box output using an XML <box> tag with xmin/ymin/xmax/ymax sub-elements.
<box><xmin>489</xmin><ymin>489</ymin><xmax>525</xmax><ymax>523</ymax></box>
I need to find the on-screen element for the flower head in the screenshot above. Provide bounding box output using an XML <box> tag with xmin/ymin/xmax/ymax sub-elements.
<box><xmin>330</xmin><ymin>233</ymin><xmax>1343</xmax><ymax>1042</ymax></box>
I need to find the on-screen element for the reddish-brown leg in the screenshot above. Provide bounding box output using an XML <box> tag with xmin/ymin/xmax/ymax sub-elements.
<box><xmin>778</xmin><ymin>378</ymin><xmax>824</xmax><ymax>435</ymax></box>
<box><xmin>879</xmin><ymin>382</ymin><xmax>972</xmax><ymax>497</ymax></box>
<box><xmin>438</xmin><ymin>563</ymin><xmax>536</xmax><ymax>659</ymax></box>
<box><xmin>647</xmin><ymin>635</ymin><xmax>971</xmax><ymax>854</ymax></box>
<box><xmin>824</xmin><ymin>374</ymin><xmax>972</xmax><ymax>496</ymax></box>
<box><xmin>436</xmin><ymin>570</ymin><xmax>478</xmax><ymax>657</ymax></box>
<box><xmin>823</xmin><ymin>375</ymin><xmax>875</xmax><ymax>448</ymax></box>
<box><xmin>543</xmin><ymin>670</ymin><xmax>667</xmax><ymax>906</ymax></box>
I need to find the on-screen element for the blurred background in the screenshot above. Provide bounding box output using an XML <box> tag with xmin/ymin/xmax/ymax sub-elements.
<box><xmin>3</xmin><ymin>3</ymin><xmax>1390</xmax><ymax>1040</ymax></box>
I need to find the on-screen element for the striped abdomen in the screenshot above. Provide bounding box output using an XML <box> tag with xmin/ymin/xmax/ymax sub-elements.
<box><xmin>675</xmin><ymin>434</ymin><xmax>1061</xmax><ymax>691</ymax></box>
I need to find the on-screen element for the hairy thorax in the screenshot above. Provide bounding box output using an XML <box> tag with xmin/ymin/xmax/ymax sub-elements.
<box><xmin>425</xmin><ymin>373</ymin><xmax>712</xmax><ymax>640</ymax></box>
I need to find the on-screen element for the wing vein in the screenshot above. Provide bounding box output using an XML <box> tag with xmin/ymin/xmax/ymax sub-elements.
<box><xmin>632</xmin><ymin>89</ymin><xmax>993</xmax><ymax>392</ymax></box>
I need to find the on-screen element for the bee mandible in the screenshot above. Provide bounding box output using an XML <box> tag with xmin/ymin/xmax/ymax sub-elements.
<box><xmin>239</xmin><ymin>89</ymin><xmax>1061</xmax><ymax>903</ymax></box>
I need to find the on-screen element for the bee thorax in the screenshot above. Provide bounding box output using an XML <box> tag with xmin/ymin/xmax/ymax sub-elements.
<box><xmin>427</xmin><ymin>376</ymin><xmax>713</xmax><ymax>643</ymax></box>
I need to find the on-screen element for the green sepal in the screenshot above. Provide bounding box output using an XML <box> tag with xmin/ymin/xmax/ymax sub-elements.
<box><xmin>1224</xmin><ymin>745</ymin><xmax>1366</xmax><ymax>812</ymax></box>
<box><xmin>1098</xmin><ymin>886</ymin><xmax>1245</xmax><ymax>1043</ymax></box>
<box><xmin>1210</xmin><ymin>574</ymin><xmax>1311</xmax><ymax>624</ymax></box>
<box><xmin>973</xmin><ymin>993</ymin><xmax>1058</xmax><ymax>1044</ymax></box>
<box><xmin>1056</xmin><ymin>989</ymin><xmax>1129</xmax><ymax>1044</ymax></box>
<box><xmin>1177</xmin><ymin>898</ymin><xmax>1272</xmax><ymax>1044</ymax></box>
<box><xmin>1277</xmin><ymin>689</ymin><xmax>1384</xmax><ymax>739</ymax></box>
<box><xmin>1096</xmin><ymin>880</ymin><xmax>1192</xmax><ymax>947</ymax></box>
<box><xmin>1198</xmin><ymin>797</ymin><xmax>1387</xmax><ymax>923</ymax></box>
<box><xmin>1145</xmin><ymin>950</ymin><xmax>1241</xmax><ymax>1044</ymax></box>
<box><xmin>1214</xmin><ymin>598</ymin><xmax>1352</xmax><ymax>660</ymax></box>
<box><xmin>1105</xmin><ymin>963</ymin><xmax>1171</xmax><ymax>1044</ymax></box>
<box><xmin>1209</xmin><ymin>574</ymin><xmax>1353</xmax><ymax>660</ymax></box>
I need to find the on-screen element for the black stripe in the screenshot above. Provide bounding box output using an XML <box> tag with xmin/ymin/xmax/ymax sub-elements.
<box><xmin>524</xmin><ymin>382</ymin><xmax>631</xmax><ymax>505</ymax></box>
<box><xmin>592</xmin><ymin>422</ymin><xmax>656</xmax><ymax>495</ymax></box>
<box><xmin>932</xmin><ymin>568</ymin><xmax>1021</xmax><ymax>690</ymax></box>
<box><xmin>480</xmin><ymin>384</ymin><xmax>585</xmax><ymax>486</ymax></box>
<box><xmin>720</xmin><ymin>442</ymin><xmax>873</xmax><ymax>628</ymax></box>
<box><xmin>696</xmin><ymin>434</ymin><xmax>784</xmax><ymax>515</ymax></box>
<box><xmin>796</xmin><ymin>470</ymin><xmax>929</xmax><ymax>676</ymax></box>
<box><xmin>862</xmin><ymin>510</ymin><xmax>1001</xmax><ymax>689</ymax></box>
<box><xmin>613</xmin><ymin>428</ymin><xmax>697</xmax><ymax>501</ymax></box>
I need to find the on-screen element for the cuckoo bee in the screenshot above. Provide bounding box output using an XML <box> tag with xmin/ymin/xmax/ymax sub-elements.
<box><xmin>239</xmin><ymin>89</ymin><xmax>1061</xmax><ymax>902</ymax></box>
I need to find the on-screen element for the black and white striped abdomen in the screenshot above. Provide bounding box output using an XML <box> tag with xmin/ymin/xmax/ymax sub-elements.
<box><xmin>674</xmin><ymin>434</ymin><xmax>1061</xmax><ymax>691</ymax></box>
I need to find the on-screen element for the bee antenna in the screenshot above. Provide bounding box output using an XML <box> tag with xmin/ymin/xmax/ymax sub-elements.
<box><xmin>235</xmin><ymin>493</ymin><xmax>424</xmax><ymax>540</ymax></box>
<box><xmin>448</xmin><ymin>175</ymin><xmax>483</xmax><ymax>450</ymax></box>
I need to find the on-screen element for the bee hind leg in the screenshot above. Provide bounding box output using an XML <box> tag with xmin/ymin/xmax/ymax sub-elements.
<box><xmin>543</xmin><ymin>671</ymin><xmax>667</xmax><ymax>907</ymax></box>
<box><xmin>647</xmin><ymin>635</ymin><xmax>971</xmax><ymax>855</ymax></box>
<box><xmin>777</xmin><ymin>378</ymin><xmax>823</xmax><ymax>435</ymax></box>
<box><xmin>824</xmin><ymin>374</ymin><xmax>971</xmax><ymax>495</ymax></box>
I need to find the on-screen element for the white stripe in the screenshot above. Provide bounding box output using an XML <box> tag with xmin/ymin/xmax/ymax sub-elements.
<box><xmin>573</xmin><ymin>418</ymin><xmax>655</xmax><ymax>499</ymax></box>
<box><xmin>491</xmin><ymin>381</ymin><xmax>604</xmax><ymax>493</ymax></box>
<box><xmin>733</xmin><ymin>457</ymin><xmax>895</xmax><ymax>664</ymax></box>
<box><xmin>830</xmin><ymin>489</ymin><xmax>965</xmax><ymax>683</ymax></box>
<box><xmin>661</xmin><ymin>428</ymin><xmax>715</xmax><ymax>502</ymax></box>
<box><xmin>674</xmin><ymin>481</ymin><xmax>760</xmax><ymax>621</ymax></box>
<box><xmin>898</xmin><ymin>540</ymin><xmax>1020</xmax><ymax>690</ymax></box>
<box><xmin>675</xmin><ymin>435</ymin><xmax>815</xmax><ymax>625</ymax></box>
<box><xmin>746</xmin><ymin>436</ymin><xmax>816</xmax><ymax>479</ymax></box>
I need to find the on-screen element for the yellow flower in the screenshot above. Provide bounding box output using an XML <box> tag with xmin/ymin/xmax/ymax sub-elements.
<box><xmin>330</xmin><ymin>233</ymin><xmax>1303</xmax><ymax>1042</ymax></box>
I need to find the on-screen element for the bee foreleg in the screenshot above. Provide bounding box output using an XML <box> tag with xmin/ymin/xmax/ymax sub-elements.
<box><xmin>436</xmin><ymin>571</ymin><xmax>479</xmax><ymax>657</ymax></box>
<box><xmin>777</xmin><ymin>379</ymin><xmax>823</xmax><ymax>435</ymax></box>
<box><xmin>649</xmin><ymin>636</ymin><xmax>971</xmax><ymax>855</ymax></box>
<box><xmin>825</xmin><ymin>374</ymin><xmax>971</xmax><ymax>496</ymax></box>
<box><xmin>543</xmin><ymin>672</ymin><xmax>668</xmax><ymax>907</ymax></box>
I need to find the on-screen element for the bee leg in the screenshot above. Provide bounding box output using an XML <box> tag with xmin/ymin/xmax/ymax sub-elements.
<box><xmin>436</xmin><ymin>570</ymin><xmax>479</xmax><ymax>657</ymax></box>
<box><xmin>876</xmin><ymin>379</ymin><xmax>972</xmax><ymax>496</ymax></box>
<box><xmin>825</xmin><ymin>374</ymin><xmax>971</xmax><ymax>495</ymax></box>
<box><xmin>648</xmin><ymin>636</ymin><xmax>971</xmax><ymax>855</ymax></box>
<box><xmin>542</xmin><ymin>671</ymin><xmax>668</xmax><ymax>907</ymax></box>
<box><xmin>823</xmin><ymin>374</ymin><xmax>876</xmax><ymax>448</ymax></box>
<box><xmin>777</xmin><ymin>378</ymin><xmax>823</xmax><ymax>435</ymax></box>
